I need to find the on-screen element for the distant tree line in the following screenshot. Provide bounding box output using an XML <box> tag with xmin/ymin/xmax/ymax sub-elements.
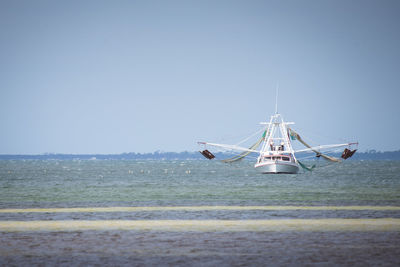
<box><xmin>0</xmin><ymin>150</ymin><xmax>400</xmax><ymax>160</ymax></box>
<box><xmin>0</xmin><ymin>151</ymin><xmax>225</xmax><ymax>160</ymax></box>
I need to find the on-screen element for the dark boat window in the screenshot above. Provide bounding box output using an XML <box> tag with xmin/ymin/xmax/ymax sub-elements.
<box><xmin>282</xmin><ymin>157</ymin><xmax>290</xmax><ymax>161</ymax></box>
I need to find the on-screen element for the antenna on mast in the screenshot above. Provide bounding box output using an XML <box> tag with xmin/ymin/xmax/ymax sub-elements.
<box><xmin>275</xmin><ymin>82</ymin><xmax>279</xmax><ymax>114</ymax></box>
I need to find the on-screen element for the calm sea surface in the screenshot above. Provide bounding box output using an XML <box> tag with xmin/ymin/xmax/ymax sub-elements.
<box><xmin>1</xmin><ymin>160</ymin><xmax>400</xmax><ymax>266</ymax></box>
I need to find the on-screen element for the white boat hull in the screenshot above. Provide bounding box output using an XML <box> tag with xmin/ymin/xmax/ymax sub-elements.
<box><xmin>254</xmin><ymin>162</ymin><xmax>299</xmax><ymax>174</ymax></box>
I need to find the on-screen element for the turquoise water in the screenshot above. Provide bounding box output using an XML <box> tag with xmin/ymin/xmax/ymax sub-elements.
<box><xmin>1</xmin><ymin>160</ymin><xmax>399</xmax><ymax>207</ymax></box>
<box><xmin>0</xmin><ymin>160</ymin><xmax>400</xmax><ymax>266</ymax></box>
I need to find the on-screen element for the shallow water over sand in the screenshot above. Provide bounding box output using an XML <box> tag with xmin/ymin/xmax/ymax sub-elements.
<box><xmin>0</xmin><ymin>160</ymin><xmax>399</xmax><ymax>266</ymax></box>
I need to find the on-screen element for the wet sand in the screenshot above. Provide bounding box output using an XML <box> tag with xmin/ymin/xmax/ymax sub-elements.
<box><xmin>1</xmin><ymin>218</ymin><xmax>400</xmax><ymax>232</ymax></box>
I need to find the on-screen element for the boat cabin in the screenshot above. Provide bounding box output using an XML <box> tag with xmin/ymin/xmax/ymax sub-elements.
<box><xmin>258</xmin><ymin>154</ymin><xmax>293</xmax><ymax>163</ymax></box>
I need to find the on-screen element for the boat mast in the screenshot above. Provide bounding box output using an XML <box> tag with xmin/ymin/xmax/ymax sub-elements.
<box><xmin>259</xmin><ymin>115</ymin><xmax>274</xmax><ymax>155</ymax></box>
<box><xmin>275</xmin><ymin>83</ymin><xmax>279</xmax><ymax>114</ymax></box>
<box><xmin>259</xmin><ymin>113</ymin><xmax>297</xmax><ymax>160</ymax></box>
<box><xmin>258</xmin><ymin>85</ymin><xmax>297</xmax><ymax>161</ymax></box>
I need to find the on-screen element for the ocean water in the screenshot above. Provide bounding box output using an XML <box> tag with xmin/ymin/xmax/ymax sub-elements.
<box><xmin>0</xmin><ymin>160</ymin><xmax>399</xmax><ymax>266</ymax></box>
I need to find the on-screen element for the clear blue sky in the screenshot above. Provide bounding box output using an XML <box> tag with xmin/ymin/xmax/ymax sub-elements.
<box><xmin>1</xmin><ymin>0</ymin><xmax>399</xmax><ymax>154</ymax></box>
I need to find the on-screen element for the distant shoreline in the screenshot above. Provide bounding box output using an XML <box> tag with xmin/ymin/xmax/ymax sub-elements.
<box><xmin>0</xmin><ymin>151</ymin><xmax>399</xmax><ymax>160</ymax></box>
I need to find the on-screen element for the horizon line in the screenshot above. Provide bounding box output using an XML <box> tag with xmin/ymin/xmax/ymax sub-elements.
<box><xmin>0</xmin><ymin>149</ymin><xmax>399</xmax><ymax>156</ymax></box>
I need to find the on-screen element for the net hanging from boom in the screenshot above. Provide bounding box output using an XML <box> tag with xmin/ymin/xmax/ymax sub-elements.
<box><xmin>288</xmin><ymin>128</ymin><xmax>341</xmax><ymax>163</ymax></box>
<box><xmin>221</xmin><ymin>130</ymin><xmax>266</xmax><ymax>163</ymax></box>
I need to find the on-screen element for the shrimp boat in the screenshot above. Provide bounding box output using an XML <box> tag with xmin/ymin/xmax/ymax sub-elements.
<box><xmin>199</xmin><ymin>111</ymin><xmax>357</xmax><ymax>174</ymax></box>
